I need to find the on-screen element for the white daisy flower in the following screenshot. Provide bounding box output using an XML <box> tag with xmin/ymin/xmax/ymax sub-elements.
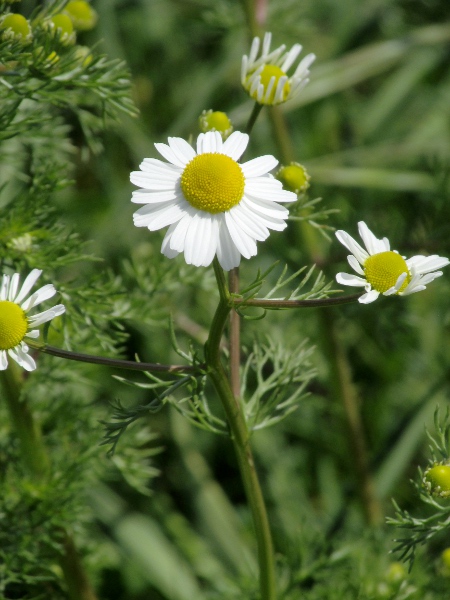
<box><xmin>335</xmin><ymin>221</ymin><xmax>449</xmax><ymax>304</ymax></box>
<box><xmin>0</xmin><ymin>269</ymin><xmax>65</xmax><ymax>371</ymax></box>
<box><xmin>130</xmin><ymin>130</ymin><xmax>297</xmax><ymax>270</ymax></box>
<box><xmin>241</xmin><ymin>32</ymin><xmax>315</xmax><ymax>106</ymax></box>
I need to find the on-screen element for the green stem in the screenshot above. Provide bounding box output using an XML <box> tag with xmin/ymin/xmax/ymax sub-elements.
<box><xmin>246</xmin><ymin>102</ymin><xmax>264</xmax><ymax>134</ymax></box>
<box><xmin>206</xmin><ymin>259</ymin><xmax>276</xmax><ymax>600</ymax></box>
<box><xmin>0</xmin><ymin>365</ymin><xmax>99</xmax><ymax>599</ymax></box>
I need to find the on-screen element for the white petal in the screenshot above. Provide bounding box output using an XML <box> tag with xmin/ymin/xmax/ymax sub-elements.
<box><xmin>8</xmin><ymin>273</ymin><xmax>20</xmax><ymax>302</ymax></box>
<box><xmin>249</xmin><ymin>35</ymin><xmax>261</xmax><ymax>65</ymax></box>
<box><xmin>335</xmin><ymin>230</ymin><xmax>369</xmax><ymax>265</ymax></box>
<box><xmin>280</xmin><ymin>44</ymin><xmax>302</xmax><ymax>72</ymax></box>
<box><xmin>21</xmin><ymin>284</ymin><xmax>57</xmax><ymax>311</ymax></box>
<box><xmin>161</xmin><ymin>224</ymin><xmax>181</xmax><ymax>259</ymax></box>
<box><xmin>240</xmin><ymin>197</ymin><xmax>288</xmax><ymax>230</ymax></box>
<box><xmin>154</xmin><ymin>142</ymin><xmax>188</xmax><ymax>168</ymax></box>
<box><xmin>347</xmin><ymin>255</ymin><xmax>364</xmax><ymax>275</ymax></box>
<box><xmin>169</xmin><ymin>213</ymin><xmax>195</xmax><ymax>252</ymax></box>
<box><xmin>400</xmin><ymin>285</ymin><xmax>426</xmax><ymax>296</ymax></box>
<box><xmin>139</xmin><ymin>158</ymin><xmax>181</xmax><ymax>178</ymax></box>
<box><xmin>359</xmin><ymin>289</ymin><xmax>380</xmax><ymax>304</ymax></box>
<box><xmin>224</xmin><ymin>212</ymin><xmax>257</xmax><ymax>259</ymax></box>
<box><xmin>183</xmin><ymin>213</ymin><xmax>219</xmax><ymax>267</ymax></box>
<box><xmin>12</xmin><ymin>344</ymin><xmax>36</xmax><ymax>371</ymax></box>
<box><xmin>358</xmin><ymin>221</ymin><xmax>387</xmax><ymax>255</ymax></box>
<box><xmin>216</xmin><ymin>221</ymin><xmax>241</xmax><ymax>271</ymax></box>
<box><xmin>245</xmin><ymin>178</ymin><xmax>297</xmax><ymax>203</ymax></box>
<box><xmin>0</xmin><ymin>274</ymin><xmax>10</xmax><ymax>301</ymax></box>
<box><xmin>197</xmin><ymin>131</ymin><xmax>223</xmax><ymax>154</ymax></box>
<box><xmin>0</xmin><ymin>350</ymin><xmax>8</xmax><ymax>370</ymax></box>
<box><xmin>241</xmin><ymin>155</ymin><xmax>278</xmax><ymax>178</ymax></box>
<box><xmin>25</xmin><ymin>330</ymin><xmax>40</xmax><ymax>339</ymax></box>
<box><xmin>243</xmin><ymin>196</ymin><xmax>289</xmax><ymax>218</ymax></box>
<box><xmin>406</xmin><ymin>255</ymin><xmax>450</xmax><ymax>274</ymax></box>
<box><xmin>14</xmin><ymin>269</ymin><xmax>42</xmax><ymax>304</ymax></box>
<box><xmin>230</xmin><ymin>204</ymin><xmax>269</xmax><ymax>241</ymax></box>
<box><xmin>293</xmin><ymin>53</ymin><xmax>316</xmax><ymax>78</ymax></box>
<box><xmin>168</xmin><ymin>137</ymin><xmax>196</xmax><ymax>165</ymax></box>
<box><xmin>221</xmin><ymin>131</ymin><xmax>249</xmax><ymax>161</ymax></box>
<box><xmin>133</xmin><ymin>201</ymin><xmax>186</xmax><ymax>230</ymax></box>
<box><xmin>336</xmin><ymin>272</ymin><xmax>367</xmax><ymax>287</ymax></box>
<box><xmin>131</xmin><ymin>189</ymin><xmax>178</xmax><ymax>204</ymax></box>
<box><xmin>28</xmin><ymin>305</ymin><xmax>65</xmax><ymax>327</ymax></box>
<box><xmin>130</xmin><ymin>170</ymin><xmax>180</xmax><ymax>191</ymax></box>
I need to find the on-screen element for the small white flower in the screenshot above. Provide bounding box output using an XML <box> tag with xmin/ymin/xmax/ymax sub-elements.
<box><xmin>241</xmin><ymin>32</ymin><xmax>315</xmax><ymax>106</ymax></box>
<box><xmin>0</xmin><ymin>269</ymin><xmax>65</xmax><ymax>371</ymax></box>
<box><xmin>335</xmin><ymin>221</ymin><xmax>449</xmax><ymax>304</ymax></box>
<box><xmin>130</xmin><ymin>130</ymin><xmax>297</xmax><ymax>270</ymax></box>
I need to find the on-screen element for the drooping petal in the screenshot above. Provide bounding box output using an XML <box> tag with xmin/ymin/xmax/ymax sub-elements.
<box><xmin>0</xmin><ymin>350</ymin><xmax>8</xmax><ymax>370</ymax></box>
<box><xmin>224</xmin><ymin>212</ymin><xmax>257</xmax><ymax>259</ymax></box>
<box><xmin>336</xmin><ymin>272</ymin><xmax>367</xmax><ymax>287</ymax></box>
<box><xmin>14</xmin><ymin>269</ymin><xmax>42</xmax><ymax>305</ymax></box>
<box><xmin>347</xmin><ymin>255</ymin><xmax>365</xmax><ymax>276</ymax></box>
<box><xmin>335</xmin><ymin>230</ymin><xmax>369</xmax><ymax>265</ymax></box>
<box><xmin>359</xmin><ymin>289</ymin><xmax>380</xmax><ymax>304</ymax></box>
<box><xmin>28</xmin><ymin>305</ymin><xmax>65</xmax><ymax>328</ymax></box>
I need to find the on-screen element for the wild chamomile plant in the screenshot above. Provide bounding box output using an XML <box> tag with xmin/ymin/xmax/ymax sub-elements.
<box><xmin>1</xmin><ymin>1</ymin><xmax>450</xmax><ymax>598</ymax></box>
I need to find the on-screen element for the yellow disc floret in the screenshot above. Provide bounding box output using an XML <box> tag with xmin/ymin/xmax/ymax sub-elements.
<box><xmin>249</xmin><ymin>65</ymin><xmax>290</xmax><ymax>104</ymax></box>
<box><xmin>364</xmin><ymin>251</ymin><xmax>410</xmax><ymax>294</ymax></box>
<box><xmin>0</xmin><ymin>300</ymin><xmax>28</xmax><ymax>351</ymax></box>
<box><xmin>181</xmin><ymin>153</ymin><xmax>245</xmax><ymax>214</ymax></box>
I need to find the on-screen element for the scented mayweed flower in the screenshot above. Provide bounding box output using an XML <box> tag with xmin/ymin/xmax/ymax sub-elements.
<box><xmin>0</xmin><ymin>270</ymin><xmax>65</xmax><ymax>371</ymax></box>
<box><xmin>130</xmin><ymin>130</ymin><xmax>297</xmax><ymax>270</ymax></box>
<box><xmin>335</xmin><ymin>221</ymin><xmax>449</xmax><ymax>304</ymax></box>
<box><xmin>241</xmin><ymin>32</ymin><xmax>315</xmax><ymax>106</ymax></box>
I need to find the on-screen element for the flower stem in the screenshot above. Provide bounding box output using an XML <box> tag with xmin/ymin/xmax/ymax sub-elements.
<box><xmin>0</xmin><ymin>364</ymin><xmax>99</xmax><ymax>599</ymax></box>
<box><xmin>206</xmin><ymin>258</ymin><xmax>276</xmax><ymax>600</ymax></box>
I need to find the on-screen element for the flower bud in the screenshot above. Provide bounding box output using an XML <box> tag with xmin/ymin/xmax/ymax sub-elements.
<box><xmin>0</xmin><ymin>13</ymin><xmax>32</xmax><ymax>42</ymax></box>
<box><xmin>276</xmin><ymin>162</ymin><xmax>310</xmax><ymax>194</ymax></box>
<box><xmin>64</xmin><ymin>1</ymin><xmax>98</xmax><ymax>31</ymax></box>
<box><xmin>423</xmin><ymin>464</ymin><xmax>450</xmax><ymax>498</ymax></box>
<box><xmin>47</xmin><ymin>13</ymin><xmax>76</xmax><ymax>45</ymax></box>
<box><xmin>199</xmin><ymin>110</ymin><xmax>233</xmax><ymax>140</ymax></box>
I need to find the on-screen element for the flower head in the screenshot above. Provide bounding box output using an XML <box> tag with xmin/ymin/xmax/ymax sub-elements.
<box><xmin>276</xmin><ymin>162</ymin><xmax>310</xmax><ymax>194</ymax></box>
<box><xmin>0</xmin><ymin>270</ymin><xmax>65</xmax><ymax>371</ymax></box>
<box><xmin>0</xmin><ymin>13</ymin><xmax>32</xmax><ymax>42</ymax></box>
<box><xmin>130</xmin><ymin>131</ymin><xmax>297</xmax><ymax>270</ymax></box>
<box><xmin>241</xmin><ymin>32</ymin><xmax>315</xmax><ymax>106</ymax></box>
<box><xmin>335</xmin><ymin>221</ymin><xmax>449</xmax><ymax>303</ymax></box>
<box><xmin>64</xmin><ymin>1</ymin><xmax>98</xmax><ymax>31</ymax></box>
<box><xmin>423</xmin><ymin>464</ymin><xmax>450</xmax><ymax>499</ymax></box>
<box><xmin>199</xmin><ymin>110</ymin><xmax>233</xmax><ymax>140</ymax></box>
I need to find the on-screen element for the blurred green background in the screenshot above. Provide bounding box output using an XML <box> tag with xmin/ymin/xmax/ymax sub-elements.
<box><xmin>5</xmin><ymin>0</ymin><xmax>450</xmax><ymax>598</ymax></box>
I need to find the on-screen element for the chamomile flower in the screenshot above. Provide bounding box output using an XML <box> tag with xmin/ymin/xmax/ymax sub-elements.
<box><xmin>241</xmin><ymin>32</ymin><xmax>315</xmax><ymax>106</ymax></box>
<box><xmin>130</xmin><ymin>130</ymin><xmax>297</xmax><ymax>270</ymax></box>
<box><xmin>335</xmin><ymin>221</ymin><xmax>449</xmax><ymax>304</ymax></box>
<box><xmin>0</xmin><ymin>269</ymin><xmax>65</xmax><ymax>371</ymax></box>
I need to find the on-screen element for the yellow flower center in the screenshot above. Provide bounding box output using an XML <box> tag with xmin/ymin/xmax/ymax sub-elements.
<box><xmin>249</xmin><ymin>65</ymin><xmax>290</xmax><ymax>104</ymax></box>
<box><xmin>180</xmin><ymin>153</ymin><xmax>245</xmax><ymax>214</ymax></box>
<box><xmin>0</xmin><ymin>300</ymin><xmax>28</xmax><ymax>351</ymax></box>
<box><xmin>364</xmin><ymin>251</ymin><xmax>410</xmax><ymax>293</ymax></box>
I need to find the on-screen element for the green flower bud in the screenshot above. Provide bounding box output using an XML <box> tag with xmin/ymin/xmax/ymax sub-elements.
<box><xmin>423</xmin><ymin>464</ymin><xmax>450</xmax><ymax>498</ymax></box>
<box><xmin>0</xmin><ymin>13</ymin><xmax>32</xmax><ymax>42</ymax></box>
<box><xmin>64</xmin><ymin>1</ymin><xmax>98</xmax><ymax>32</ymax></box>
<box><xmin>199</xmin><ymin>110</ymin><xmax>233</xmax><ymax>140</ymax></box>
<box><xmin>276</xmin><ymin>162</ymin><xmax>310</xmax><ymax>194</ymax></box>
<box><xmin>47</xmin><ymin>13</ymin><xmax>76</xmax><ymax>45</ymax></box>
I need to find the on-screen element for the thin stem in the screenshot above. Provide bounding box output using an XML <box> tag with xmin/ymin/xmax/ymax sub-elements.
<box><xmin>246</xmin><ymin>102</ymin><xmax>264</xmax><ymax>134</ymax></box>
<box><xmin>229</xmin><ymin>268</ymin><xmax>241</xmax><ymax>399</ymax></box>
<box><xmin>234</xmin><ymin>292</ymin><xmax>363</xmax><ymax>309</ymax></box>
<box><xmin>27</xmin><ymin>340</ymin><xmax>201</xmax><ymax>373</ymax></box>
<box><xmin>0</xmin><ymin>365</ymin><xmax>99</xmax><ymax>599</ymax></box>
<box><xmin>207</xmin><ymin>259</ymin><xmax>276</xmax><ymax>600</ymax></box>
